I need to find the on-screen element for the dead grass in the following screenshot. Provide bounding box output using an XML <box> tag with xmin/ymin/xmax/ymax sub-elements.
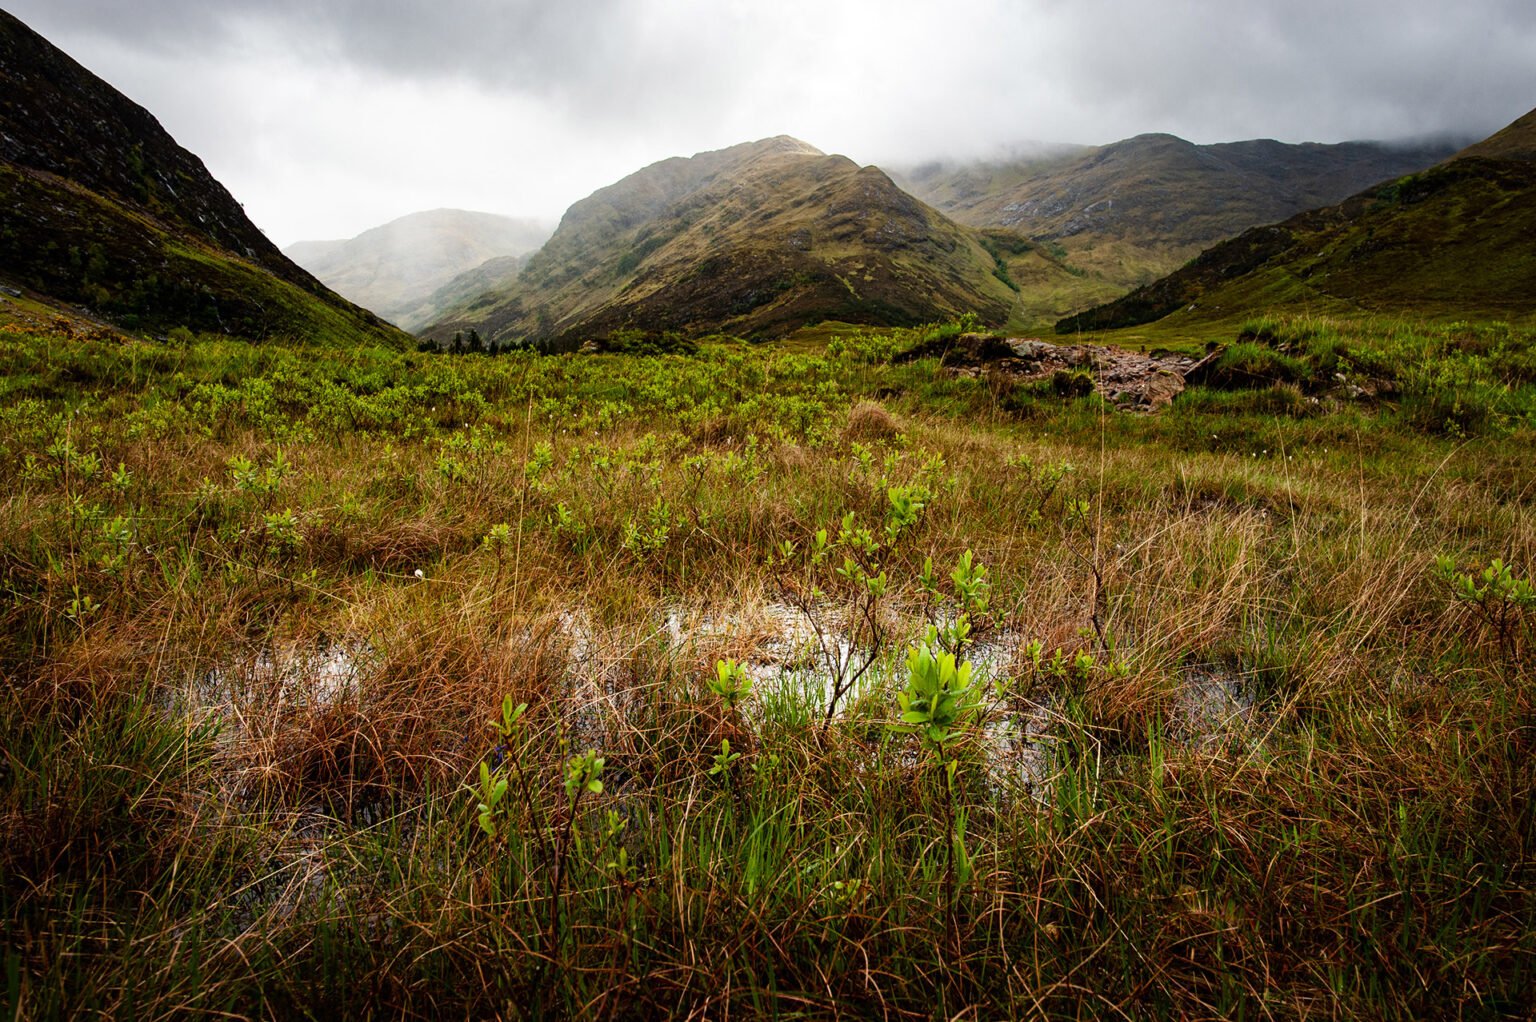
<box><xmin>842</xmin><ymin>399</ymin><xmax>903</xmax><ymax>442</ymax></box>
<box><xmin>2</xmin><ymin>318</ymin><xmax>1533</xmax><ymax>1017</ymax></box>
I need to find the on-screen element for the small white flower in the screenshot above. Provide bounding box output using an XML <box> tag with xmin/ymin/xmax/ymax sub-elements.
<box><xmin>413</xmin><ymin>569</ymin><xmax>425</xmax><ymax>580</ymax></box>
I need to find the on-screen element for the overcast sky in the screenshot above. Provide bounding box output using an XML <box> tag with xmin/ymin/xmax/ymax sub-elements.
<box><xmin>7</xmin><ymin>0</ymin><xmax>1534</xmax><ymax>246</ymax></box>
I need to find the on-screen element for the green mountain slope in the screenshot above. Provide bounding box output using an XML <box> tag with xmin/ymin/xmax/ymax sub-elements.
<box><xmin>0</xmin><ymin>11</ymin><xmax>407</xmax><ymax>346</ymax></box>
<box><xmin>1056</xmin><ymin>108</ymin><xmax>1536</xmax><ymax>333</ymax></box>
<box><xmin>284</xmin><ymin>209</ymin><xmax>552</xmax><ymax>332</ymax></box>
<box><xmin>424</xmin><ymin>137</ymin><xmax>1033</xmax><ymax>348</ymax></box>
<box><xmin>895</xmin><ymin>133</ymin><xmax>1459</xmax><ymax>300</ymax></box>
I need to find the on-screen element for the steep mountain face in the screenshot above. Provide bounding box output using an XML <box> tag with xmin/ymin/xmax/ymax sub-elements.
<box><xmin>895</xmin><ymin>134</ymin><xmax>1461</xmax><ymax>293</ymax></box>
<box><xmin>424</xmin><ymin>137</ymin><xmax>1025</xmax><ymax>348</ymax></box>
<box><xmin>284</xmin><ymin>209</ymin><xmax>552</xmax><ymax>332</ymax></box>
<box><xmin>1056</xmin><ymin>108</ymin><xmax>1536</xmax><ymax>332</ymax></box>
<box><xmin>0</xmin><ymin>11</ymin><xmax>406</xmax><ymax>345</ymax></box>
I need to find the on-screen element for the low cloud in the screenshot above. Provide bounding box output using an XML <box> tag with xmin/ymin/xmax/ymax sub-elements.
<box><xmin>8</xmin><ymin>0</ymin><xmax>1534</xmax><ymax>242</ymax></box>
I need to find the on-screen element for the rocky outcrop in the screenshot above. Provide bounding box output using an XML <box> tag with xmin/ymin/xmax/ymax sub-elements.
<box><xmin>901</xmin><ymin>333</ymin><xmax>1196</xmax><ymax>411</ymax></box>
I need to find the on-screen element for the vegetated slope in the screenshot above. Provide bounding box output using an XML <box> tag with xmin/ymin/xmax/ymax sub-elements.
<box><xmin>1056</xmin><ymin>107</ymin><xmax>1536</xmax><ymax>333</ymax></box>
<box><xmin>423</xmin><ymin>137</ymin><xmax>1028</xmax><ymax>348</ymax></box>
<box><xmin>284</xmin><ymin>210</ymin><xmax>552</xmax><ymax>332</ymax></box>
<box><xmin>409</xmin><ymin>254</ymin><xmax>529</xmax><ymax>336</ymax></box>
<box><xmin>0</xmin><ymin>11</ymin><xmax>406</xmax><ymax>345</ymax></box>
<box><xmin>1453</xmin><ymin>107</ymin><xmax>1536</xmax><ymax>163</ymax></box>
<box><xmin>895</xmin><ymin>133</ymin><xmax>1460</xmax><ymax>295</ymax></box>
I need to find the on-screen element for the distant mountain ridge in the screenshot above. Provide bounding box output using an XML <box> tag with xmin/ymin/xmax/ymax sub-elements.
<box><xmin>284</xmin><ymin>209</ymin><xmax>552</xmax><ymax>332</ymax></box>
<box><xmin>0</xmin><ymin>10</ymin><xmax>405</xmax><ymax>345</ymax></box>
<box><xmin>424</xmin><ymin>137</ymin><xmax>1031</xmax><ymax>347</ymax></box>
<box><xmin>894</xmin><ymin>133</ymin><xmax>1463</xmax><ymax>296</ymax></box>
<box><xmin>1056</xmin><ymin>108</ymin><xmax>1536</xmax><ymax>331</ymax></box>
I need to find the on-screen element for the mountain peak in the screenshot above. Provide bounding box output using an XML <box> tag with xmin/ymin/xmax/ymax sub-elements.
<box><xmin>425</xmin><ymin>138</ymin><xmax>1019</xmax><ymax>346</ymax></box>
<box><xmin>731</xmin><ymin>135</ymin><xmax>825</xmax><ymax>159</ymax></box>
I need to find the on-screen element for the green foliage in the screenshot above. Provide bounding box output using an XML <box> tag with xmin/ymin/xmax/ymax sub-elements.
<box><xmin>707</xmin><ymin>738</ymin><xmax>743</xmax><ymax>779</ymax></box>
<box><xmin>603</xmin><ymin>329</ymin><xmax>699</xmax><ymax>356</ymax></box>
<box><xmin>708</xmin><ymin>658</ymin><xmax>753</xmax><ymax>709</ymax></box>
<box><xmin>475</xmin><ymin>696</ymin><xmax>528</xmax><ymax>839</ymax></box>
<box><xmin>475</xmin><ymin>759</ymin><xmax>510</xmax><ymax>839</ymax></box>
<box><xmin>482</xmin><ymin>522</ymin><xmax>514</xmax><ymax>554</ymax></box>
<box><xmin>563</xmin><ymin>748</ymin><xmax>606</xmax><ymax>800</ymax></box>
<box><xmin>892</xmin><ymin>640</ymin><xmax>983</xmax><ymax>753</ymax></box>
<box><xmin>261</xmin><ymin>508</ymin><xmax>302</xmax><ymax>557</ymax></box>
<box><xmin>1434</xmin><ymin>555</ymin><xmax>1534</xmax><ymax>662</ymax></box>
<box><xmin>227</xmin><ymin>449</ymin><xmax>290</xmax><ymax>502</ymax></box>
<box><xmin>883</xmin><ymin>484</ymin><xmax>929</xmax><ymax>546</ymax></box>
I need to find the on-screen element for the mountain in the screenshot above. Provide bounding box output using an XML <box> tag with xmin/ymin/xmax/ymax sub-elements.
<box><xmin>411</xmin><ymin>254</ymin><xmax>528</xmax><ymax>331</ymax></box>
<box><xmin>894</xmin><ymin>134</ymin><xmax>1461</xmax><ymax>301</ymax></box>
<box><xmin>284</xmin><ymin>209</ymin><xmax>552</xmax><ymax>332</ymax></box>
<box><xmin>423</xmin><ymin>137</ymin><xmax>1032</xmax><ymax>348</ymax></box>
<box><xmin>1453</xmin><ymin>108</ymin><xmax>1536</xmax><ymax>163</ymax></box>
<box><xmin>1055</xmin><ymin>108</ymin><xmax>1536</xmax><ymax>332</ymax></box>
<box><xmin>0</xmin><ymin>11</ymin><xmax>406</xmax><ymax>346</ymax></box>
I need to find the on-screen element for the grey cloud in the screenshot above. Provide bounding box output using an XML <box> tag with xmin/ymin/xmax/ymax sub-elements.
<box><xmin>5</xmin><ymin>0</ymin><xmax>729</xmax><ymax>120</ymax></box>
<box><xmin>1034</xmin><ymin>0</ymin><xmax>1536</xmax><ymax>142</ymax></box>
<box><xmin>10</xmin><ymin>0</ymin><xmax>1535</xmax><ymax>147</ymax></box>
<box><xmin>6</xmin><ymin>0</ymin><xmax>1535</xmax><ymax>243</ymax></box>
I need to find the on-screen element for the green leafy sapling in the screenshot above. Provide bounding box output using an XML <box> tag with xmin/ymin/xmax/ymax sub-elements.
<box><xmin>482</xmin><ymin>522</ymin><xmax>515</xmax><ymax>577</ymax></box>
<box><xmin>474</xmin><ymin>696</ymin><xmax>527</xmax><ymax>839</ymax></box>
<box><xmin>475</xmin><ymin>761</ymin><xmax>509</xmax><ymax>838</ymax></box>
<box><xmin>708</xmin><ymin>738</ymin><xmax>743</xmax><ymax>779</ymax></box>
<box><xmin>893</xmin><ymin>639</ymin><xmax>984</xmax><ymax>901</ymax></box>
<box><xmin>563</xmin><ymin>749</ymin><xmax>605</xmax><ymax>801</ymax></box>
<box><xmin>708</xmin><ymin>658</ymin><xmax>753</xmax><ymax>710</ymax></box>
<box><xmin>884</xmin><ymin>484</ymin><xmax>929</xmax><ymax>545</ymax></box>
<box><xmin>951</xmin><ymin>549</ymin><xmax>991</xmax><ymax>619</ymax></box>
<box><xmin>920</xmin><ymin>549</ymin><xmax>992</xmax><ymax>656</ymax></box>
<box><xmin>482</xmin><ymin>522</ymin><xmax>514</xmax><ymax>552</ymax></box>
<box><xmin>893</xmin><ymin>641</ymin><xmax>983</xmax><ymax>757</ymax></box>
<box><xmin>1434</xmin><ymin>554</ymin><xmax>1535</xmax><ymax>661</ymax></box>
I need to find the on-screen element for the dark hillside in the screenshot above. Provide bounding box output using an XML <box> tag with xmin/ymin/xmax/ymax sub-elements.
<box><xmin>0</xmin><ymin>11</ymin><xmax>406</xmax><ymax>345</ymax></box>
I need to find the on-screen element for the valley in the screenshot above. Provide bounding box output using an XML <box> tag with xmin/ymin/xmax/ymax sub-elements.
<box><xmin>2</xmin><ymin>7</ymin><xmax>1533</xmax><ymax>1019</ymax></box>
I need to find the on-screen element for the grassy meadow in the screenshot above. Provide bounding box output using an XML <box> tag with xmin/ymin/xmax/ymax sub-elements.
<box><xmin>1</xmin><ymin>308</ymin><xmax>1533</xmax><ymax>1018</ymax></box>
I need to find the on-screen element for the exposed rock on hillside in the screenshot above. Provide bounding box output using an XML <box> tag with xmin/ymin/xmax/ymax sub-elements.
<box><xmin>901</xmin><ymin>333</ymin><xmax>1196</xmax><ymax>411</ymax></box>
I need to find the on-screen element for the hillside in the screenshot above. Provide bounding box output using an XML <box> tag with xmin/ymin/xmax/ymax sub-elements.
<box><xmin>410</xmin><ymin>254</ymin><xmax>528</xmax><ymax>331</ymax></box>
<box><xmin>284</xmin><ymin>209</ymin><xmax>551</xmax><ymax>332</ymax></box>
<box><xmin>423</xmin><ymin>137</ymin><xmax>1036</xmax><ymax>348</ymax></box>
<box><xmin>0</xmin><ymin>11</ymin><xmax>406</xmax><ymax>346</ymax></box>
<box><xmin>1454</xmin><ymin>107</ymin><xmax>1536</xmax><ymax>163</ymax></box>
<box><xmin>1056</xmin><ymin>107</ymin><xmax>1536</xmax><ymax>332</ymax></box>
<box><xmin>894</xmin><ymin>133</ymin><xmax>1460</xmax><ymax>303</ymax></box>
